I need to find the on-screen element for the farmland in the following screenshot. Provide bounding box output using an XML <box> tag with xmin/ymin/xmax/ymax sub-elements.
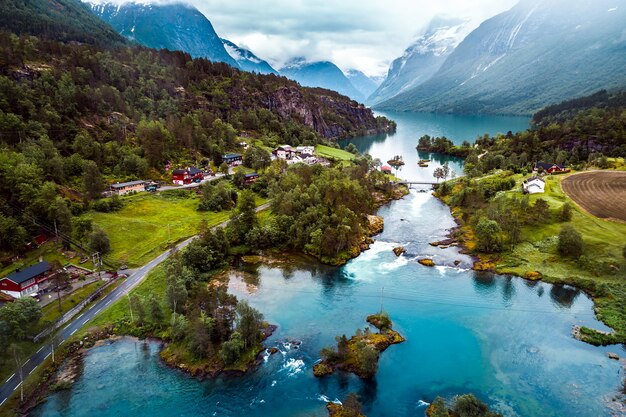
<box><xmin>562</xmin><ymin>171</ymin><xmax>626</xmax><ymax>222</ymax></box>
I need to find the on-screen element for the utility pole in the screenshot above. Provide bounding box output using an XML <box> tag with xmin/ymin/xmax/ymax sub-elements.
<box><xmin>12</xmin><ymin>345</ymin><xmax>24</xmax><ymax>402</ymax></box>
<box><xmin>167</xmin><ymin>224</ymin><xmax>171</xmax><ymax>243</ymax></box>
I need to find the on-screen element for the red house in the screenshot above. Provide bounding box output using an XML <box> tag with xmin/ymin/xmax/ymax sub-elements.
<box><xmin>0</xmin><ymin>261</ymin><xmax>51</xmax><ymax>299</ymax></box>
<box><xmin>534</xmin><ymin>162</ymin><xmax>570</xmax><ymax>174</ymax></box>
<box><xmin>172</xmin><ymin>167</ymin><xmax>204</xmax><ymax>185</ymax></box>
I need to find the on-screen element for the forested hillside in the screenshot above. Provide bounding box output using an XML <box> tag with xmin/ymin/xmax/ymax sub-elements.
<box><xmin>0</xmin><ymin>0</ymin><xmax>126</xmax><ymax>47</ymax></box>
<box><xmin>0</xmin><ymin>31</ymin><xmax>393</xmax><ymax>256</ymax></box>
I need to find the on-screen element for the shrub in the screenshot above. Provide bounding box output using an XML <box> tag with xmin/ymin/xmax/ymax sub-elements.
<box><xmin>559</xmin><ymin>203</ymin><xmax>573</xmax><ymax>221</ymax></box>
<box><xmin>558</xmin><ymin>225</ymin><xmax>583</xmax><ymax>258</ymax></box>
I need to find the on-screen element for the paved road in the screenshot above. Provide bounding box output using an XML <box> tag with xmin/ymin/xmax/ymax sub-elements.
<box><xmin>0</xmin><ymin>202</ymin><xmax>271</xmax><ymax>408</ymax></box>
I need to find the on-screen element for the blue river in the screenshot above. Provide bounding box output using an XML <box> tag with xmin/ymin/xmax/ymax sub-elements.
<box><xmin>32</xmin><ymin>113</ymin><xmax>625</xmax><ymax>417</ymax></box>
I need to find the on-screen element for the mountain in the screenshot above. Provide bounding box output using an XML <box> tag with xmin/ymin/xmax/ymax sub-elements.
<box><xmin>0</xmin><ymin>0</ymin><xmax>126</xmax><ymax>47</ymax></box>
<box><xmin>88</xmin><ymin>2</ymin><xmax>238</xmax><ymax>67</ymax></box>
<box><xmin>377</xmin><ymin>0</ymin><xmax>626</xmax><ymax>115</ymax></box>
<box><xmin>368</xmin><ymin>17</ymin><xmax>473</xmax><ymax>105</ymax></box>
<box><xmin>221</xmin><ymin>38</ymin><xmax>277</xmax><ymax>74</ymax></box>
<box><xmin>345</xmin><ymin>69</ymin><xmax>380</xmax><ymax>100</ymax></box>
<box><xmin>280</xmin><ymin>58</ymin><xmax>364</xmax><ymax>102</ymax></box>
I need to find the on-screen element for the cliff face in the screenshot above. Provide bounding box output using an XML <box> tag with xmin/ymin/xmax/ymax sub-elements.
<box><xmin>268</xmin><ymin>86</ymin><xmax>394</xmax><ymax>139</ymax></box>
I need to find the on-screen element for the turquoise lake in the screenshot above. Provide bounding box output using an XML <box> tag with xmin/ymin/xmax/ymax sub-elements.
<box><xmin>32</xmin><ymin>113</ymin><xmax>625</xmax><ymax>417</ymax></box>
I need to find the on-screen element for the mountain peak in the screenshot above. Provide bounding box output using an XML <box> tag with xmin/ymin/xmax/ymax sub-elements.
<box><xmin>221</xmin><ymin>38</ymin><xmax>278</xmax><ymax>75</ymax></box>
<box><xmin>87</xmin><ymin>1</ymin><xmax>238</xmax><ymax>67</ymax></box>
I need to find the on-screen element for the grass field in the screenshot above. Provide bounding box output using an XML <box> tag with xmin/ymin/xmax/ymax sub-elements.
<box><xmin>315</xmin><ymin>145</ymin><xmax>356</xmax><ymax>161</ymax></box>
<box><xmin>84</xmin><ymin>191</ymin><xmax>233</xmax><ymax>268</ymax></box>
<box><xmin>562</xmin><ymin>171</ymin><xmax>626</xmax><ymax>222</ymax></box>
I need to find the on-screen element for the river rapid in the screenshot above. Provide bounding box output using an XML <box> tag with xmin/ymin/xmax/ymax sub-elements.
<box><xmin>32</xmin><ymin>112</ymin><xmax>625</xmax><ymax>417</ymax></box>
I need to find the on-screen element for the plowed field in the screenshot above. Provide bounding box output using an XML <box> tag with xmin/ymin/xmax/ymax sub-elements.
<box><xmin>562</xmin><ymin>171</ymin><xmax>626</xmax><ymax>222</ymax></box>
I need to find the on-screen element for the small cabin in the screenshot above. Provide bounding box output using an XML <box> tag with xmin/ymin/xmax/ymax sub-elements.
<box><xmin>244</xmin><ymin>172</ymin><xmax>259</xmax><ymax>185</ymax></box>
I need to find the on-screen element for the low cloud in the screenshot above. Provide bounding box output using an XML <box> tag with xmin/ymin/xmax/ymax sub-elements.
<box><xmin>89</xmin><ymin>0</ymin><xmax>519</xmax><ymax>76</ymax></box>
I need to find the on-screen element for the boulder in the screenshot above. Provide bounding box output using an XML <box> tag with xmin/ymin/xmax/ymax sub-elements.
<box><xmin>393</xmin><ymin>246</ymin><xmax>406</xmax><ymax>256</ymax></box>
<box><xmin>607</xmin><ymin>352</ymin><xmax>620</xmax><ymax>360</ymax></box>
<box><xmin>418</xmin><ymin>258</ymin><xmax>435</xmax><ymax>267</ymax></box>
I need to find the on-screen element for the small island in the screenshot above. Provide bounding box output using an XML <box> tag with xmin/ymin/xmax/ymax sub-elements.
<box><xmin>313</xmin><ymin>312</ymin><xmax>405</xmax><ymax>379</ymax></box>
<box><xmin>426</xmin><ymin>394</ymin><xmax>503</xmax><ymax>417</ymax></box>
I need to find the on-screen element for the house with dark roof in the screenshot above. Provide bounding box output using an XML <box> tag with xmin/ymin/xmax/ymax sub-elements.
<box><xmin>244</xmin><ymin>172</ymin><xmax>259</xmax><ymax>185</ymax></box>
<box><xmin>0</xmin><ymin>261</ymin><xmax>51</xmax><ymax>299</ymax></box>
<box><xmin>534</xmin><ymin>162</ymin><xmax>569</xmax><ymax>174</ymax></box>
<box><xmin>223</xmin><ymin>153</ymin><xmax>243</xmax><ymax>166</ymax></box>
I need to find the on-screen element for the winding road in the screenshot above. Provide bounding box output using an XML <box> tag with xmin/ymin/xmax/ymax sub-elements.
<box><xmin>0</xmin><ymin>203</ymin><xmax>271</xmax><ymax>409</ymax></box>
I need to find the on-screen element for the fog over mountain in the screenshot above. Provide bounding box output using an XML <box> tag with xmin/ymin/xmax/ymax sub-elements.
<box><xmin>375</xmin><ymin>0</ymin><xmax>626</xmax><ymax>114</ymax></box>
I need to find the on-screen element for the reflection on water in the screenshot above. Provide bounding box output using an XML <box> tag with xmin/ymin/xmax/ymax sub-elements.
<box><xmin>340</xmin><ymin>111</ymin><xmax>530</xmax><ymax>182</ymax></box>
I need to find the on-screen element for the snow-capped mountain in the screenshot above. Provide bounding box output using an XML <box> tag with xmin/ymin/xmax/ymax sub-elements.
<box><xmin>87</xmin><ymin>2</ymin><xmax>238</xmax><ymax>67</ymax></box>
<box><xmin>280</xmin><ymin>58</ymin><xmax>364</xmax><ymax>101</ymax></box>
<box><xmin>345</xmin><ymin>69</ymin><xmax>380</xmax><ymax>100</ymax></box>
<box><xmin>368</xmin><ymin>17</ymin><xmax>473</xmax><ymax>105</ymax></box>
<box><xmin>377</xmin><ymin>0</ymin><xmax>626</xmax><ymax>115</ymax></box>
<box><xmin>221</xmin><ymin>39</ymin><xmax>277</xmax><ymax>75</ymax></box>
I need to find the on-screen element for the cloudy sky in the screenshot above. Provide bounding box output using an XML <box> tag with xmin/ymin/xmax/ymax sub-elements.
<box><xmin>190</xmin><ymin>0</ymin><xmax>519</xmax><ymax>76</ymax></box>
<box><xmin>99</xmin><ymin>0</ymin><xmax>520</xmax><ymax>76</ymax></box>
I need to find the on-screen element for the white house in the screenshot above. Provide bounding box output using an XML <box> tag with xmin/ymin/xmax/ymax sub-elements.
<box><xmin>523</xmin><ymin>177</ymin><xmax>545</xmax><ymax>194</ymax></box>
<box><xmin>296</xmin><ymin>146</ymin><xmax>315</xmax><ymax>157</ymax></box>
<box><xmin>274</xmin><ymin>145</ymin><xmax>296</xmax><ymax>160</ymax></box>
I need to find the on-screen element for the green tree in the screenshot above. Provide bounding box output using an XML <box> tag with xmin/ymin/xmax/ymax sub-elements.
<box><xmin>219</xmin><ymin>162</ymin><xmax>229</xmax><ymax>175</ymax></box>
<box><xmin>82</xmin><ymin>160</ymin><xmax>104</xmax><ymax>200</ymax></box>
<box><xmin>475</xmin><ymin>217</ymin><xmax>503</xmax><ymax>253</ymax></box>
<box><xmin>147</xmin><ymin>295</ymin><xmax>165</xmax><ymax>325</ymax></box>
<box><xmin>166</xmin><ymin>277</ymin><xmax>188</xmax><ymax>314</ymax></box>
<box><xmin>228</xmin><ymin>190</ymin><xmax>258</xmax><ymax>244</ymax></box>
<box><xmin>0</xmin><ymin>298</ymin><xmax>41</xmax><ymax>342</ymax></box>
<box><xmin>558</xmin><ymin>225</ymin><xmax>583</xmax><ymax>258</ymax></box>
<box><xmin>219</xmin><ymin>331</ymin><xmax>244</xmax><ymax>365</ymax></box>
<box><xmin>529</xmin><ymin>198</ymin><xmax>550</xmax><ymax>224</ymax></box>
<box><xmin>170</xmin><ymin>313</ymin><xmax>188</xmax><ymax>342</ymax></box>
<box><xmin>130</xmin><ymin>294</ymin><xmax>145</xmax><ymax>325</ymax></box>
<box><xmin>235</xmin><ymin>301</ymin><xmax>263</xmax><ymax>349</ymax></box>
<box><xmin>89</xmin><ymin>228</ymin><xmax>111</xmax><ymax>256</ymax></box>
<box><xmin>559</xmin><ymin>203</ymin><xmax>573</xmax><ymax>222</ymax></box>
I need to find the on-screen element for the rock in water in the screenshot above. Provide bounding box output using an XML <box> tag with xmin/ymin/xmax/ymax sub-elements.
<box><xmin>418</xmin><ymin>258</ymin><xmax>435</xmax><ymax>267</ymax></box>
<box><xmin>393</xmin><ymin>246</ymin><xmax>406</xmax><ymax>256</ymax></box>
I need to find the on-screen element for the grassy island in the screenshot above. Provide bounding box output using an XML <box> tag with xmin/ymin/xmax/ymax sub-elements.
<box><xmin>313</xmin><ymin>312</ymin><xmax>405</xmax><ymax>379</ymax></box>
<box><xmin>426</xmin><ymin>394</ymin><xmax>502</xmax><ymax>417</ymax></box>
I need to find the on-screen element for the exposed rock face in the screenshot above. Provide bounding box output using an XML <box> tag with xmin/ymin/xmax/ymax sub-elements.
<box><xmin>269</xmin><ymin>86</ymin><xmax>394</xmax><ymax>139</ymax></box>
<box><xmin>367</xmin><ymin>215</ymin><xmax>384</xmax><ymax>236</ymax></box>
<box><xmin>607</xmin><ymin>352</ymin><xmax>620</xmax><ymax>360</ymax></box>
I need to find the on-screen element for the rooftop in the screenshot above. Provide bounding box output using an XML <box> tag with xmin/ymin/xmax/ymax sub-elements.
<box><xmin>111</xmin><ymin>180</ymin><xmax>146</xmax><ymax>189</ymax></box>
<box><xmin>3</xmin><ymin>261</ymin><xmax>51</xmax><ymax>285</ymax></box>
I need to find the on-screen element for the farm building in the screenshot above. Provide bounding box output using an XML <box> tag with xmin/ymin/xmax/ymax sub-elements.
<box><xmin>534</xmin><ymin>162</ymin><xmax>570</xmax><ymax>174</ymax></box>
<box><xmin>0</xmin><ymin>261</ymin><xmax>51</xmax><ymax>299</ymax></box>
<box><xmin>244</xmin><ymin>172</ymin><xmax>259</xmax><ymax>185</ymax></box>
<box><xmin>110</xmin><ymin>180</ymin><xmax>147</xmax><ymax>195</ymax></box>
<box><xmin>523</xmin><ymin>177</ymin><xmax>546</xmax><ymax>194</ymax></box>
<box><xmin>223</xmin><ymin>153</ymin><xmax>243</xmax><ymax>166</ymax></box>
<box><xmin>172</xmin><ymin>167</ymin><xmax>204</xmax><ymax>185</ymax></box>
